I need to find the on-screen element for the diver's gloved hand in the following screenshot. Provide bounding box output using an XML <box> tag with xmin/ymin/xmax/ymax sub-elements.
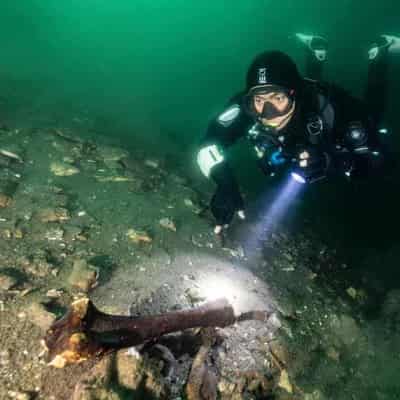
<box><xmin>294</xmin><ymin>147</ymin><xmax>330</xmax><ymax>182</ymax></box>
<box><xmin>210</xmin><ymin>184</ymin><xmax>245</xmax><ymax>234</ymax></box>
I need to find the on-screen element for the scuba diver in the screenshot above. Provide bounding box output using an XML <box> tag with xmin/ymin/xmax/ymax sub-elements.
<box><xmin>197</xmin><ymin>34</ymin><xmax>399</xmax><ymax>234</ymax></box>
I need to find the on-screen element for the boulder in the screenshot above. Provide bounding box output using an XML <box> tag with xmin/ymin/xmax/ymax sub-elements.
<box><xmin>68</xmin><ymin>259</ymin><xmax>98</xmax><ymax>292</ymax></box>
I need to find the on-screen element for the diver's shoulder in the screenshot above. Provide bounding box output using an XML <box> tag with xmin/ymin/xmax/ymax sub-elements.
<box><xmin>213</xmin><ymin>90</ymin><xmax>251</xmax><ymax>126</ymax></box>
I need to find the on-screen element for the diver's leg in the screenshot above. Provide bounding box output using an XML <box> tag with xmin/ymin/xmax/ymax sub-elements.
<box><xmin>295</xmin><ymin>33</ymin><xmax>328</xmax><ymax>81</ymax></box>
<box><xmin>365</xmin><ymin>35</ymin><xmax>400</xmax><ymax>127</ymax></box>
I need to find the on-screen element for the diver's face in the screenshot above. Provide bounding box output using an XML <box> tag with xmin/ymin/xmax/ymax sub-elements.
<box><xmin>253</xmin><ymin>92</ymin><xmax>290</xmax><ymax>114</ymax></box>
<box><xmin>253</xmin><ymin>92</ymin><xmax>295</xmax><ymax>129</ymax></box>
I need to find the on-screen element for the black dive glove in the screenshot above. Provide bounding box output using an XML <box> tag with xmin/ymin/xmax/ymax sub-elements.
<box><xmin>209</xmin><ymin>163</ymin><xmax>245</xmax><ymax>229</ymax></box>
<box><xmin>292</xmin><ymin>147</ymin><xmax>330</xmax><ymax>183</ymax></box>
<box><xmin>210</xmin><ymin>183</ymin><xmax>244</xmax><ymax>226</ymax></box>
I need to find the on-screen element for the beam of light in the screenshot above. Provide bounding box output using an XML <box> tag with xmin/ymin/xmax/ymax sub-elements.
<box><xmin>200</xmin><ymin>278</ymin><xmax>238</xmax><ymax>303</ymax></box>
<box><xmin>192</xmin><ymin>258</ymin><xmax>275</xmax><ymax>314</ymax></box>
<box><xmin>241</xmin><ymin>174</ymin><xmax>305</xmax><ymax>257</ymax></box>
<box><xmin>291</xmin><ymin>172</ymin><xmax>306</xmax><ymax>184</ymax></box>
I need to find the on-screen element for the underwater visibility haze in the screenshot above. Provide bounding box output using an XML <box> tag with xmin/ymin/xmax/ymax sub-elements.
<box><xmin>0</xmin><ymin>1</ymin><xmax>399</xmax><ymax>399</ymax></box>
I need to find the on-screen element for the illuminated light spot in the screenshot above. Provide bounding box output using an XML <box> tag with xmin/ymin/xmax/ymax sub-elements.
<box><xmin>299</xmin><ymin>159</ymin><xmax>308</xmax><ymax>168</ymax></box>
<box><xmin>291</xmin><ymin>172</ymin><xmax>306</xmax><ymax>184</ymax></box>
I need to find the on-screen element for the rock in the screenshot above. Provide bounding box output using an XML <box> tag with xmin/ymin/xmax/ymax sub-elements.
<box><xmin>245</xmin><ymin>372</ymin><xmax>273</xmax><ymax>396</ymax></box>
<box><xmin>44</xmin><ymin>227</ymin><xmax>64</xmax><ymax>241</ymax></box>
<box><xmin>185</xmin><ymin>288</ymin><xmax>206</xmax><ymax>305</ymax></box>
<box><xmin>278</xmin><ymin>369</ymin><xmax>293</xmax><ymax>394</ymax></box>
<box><xmin>144</xmin><ymin>368</ymin><xmax>169</xmax><ymax>399</ymax></box>
<box><xmin>20</xmin><ymin>287</ymin><xmax>35</xmax><ymax>297</ymax></box>
<box><xmin>62</xmin><ymin>156</ymin><xmax>75</xmax><ymax>164</ymax></box>
<box><xmin>97</xmin><ymin>145</ymin><xmax>128</xmax><ymax>163</ymax></box>
<box><xmin>267</xmin><ymin>312</ymin><xmax>283</xmax><ymax>331</ymax></box>
<box><xmin>355</xmin><ymin>288</ymin><xmax>368</xmax><ymax>304</ymax></box>
<box><xmin>144</xmin><ymin>159</ymin><xmax>159</xmax><ymax>169</ymax></box>
<box><xmin>346</xmin><ymin>287</ymin><xmax>357</xmax><ymax>299</ymax></box>
<box><xmin>7</xmin><ymin>391</ymin><xmax>32</xmax><ymax>400</ymax></box>
<box><xmin>0</xmin><ymin>229</ymin><xmax>12</xmax><ymax>239</ymax></box>
<box><xmin>16</xmin><ymin>393</ymin><xmax>31</xmax><ymax>400</ymax></box>
<box><xmin>46</xmin><ymin>289</ymin><xmax>63</xmax><ymax>299</ymax></box>
<box><xmin>0</xmin><ymin>149</ymin><xmax>23</xmax><ymax>163</ymax></box>
<box><xmin>0</xmin><ymin>350</ymin><xmax>10</xmax><ymax>366</ymax></box>
<box><xmin>325</xmin><ymin>347</ymin><xmax>340</xmax><ymax>362</ymax></box>
<box><xmin>50</xmin><ymin>162</ymin><xmax>80</xmax><ymax>176</ymax></box>
<box><xmin>72</xmin><ymin>355</ymin><xmax>120</xmax><ymax>400</ymax></box>
<box><xmin>0</xmin><ymin>224</ymin><xmax>23</xmax><ymax>239</ymax></box>
<box><xmin>23</xmin><ymin>256</ymin><xmax>54</xmax><ymax>278</ymax></box>
<box><xmin>116</xmin><ymin>350</ymin><xmax>168</xmax><ymax>398</ymax></box>
<box><xmin>73</xmin><ymin>387</ymin><xmax>121</xmax><ymax>400</ymax></box>
<box><xmin>27</xmin><ymin>302</ymin><xmax>56</xmax><ymax>332</ymax></box>
<box><xmin>0</xmin><ymin>193</ymin><xmax>11</xmax><ymax>208</ymax></box>
<box><xmin>0</xmin><ymin>273</ymin><xmax>17</xmax><ymax>291</ymax></box>
<box><xmin>116</xmin><ymin>350</ymin><xmax>145</xmax><ymax>390</ymax></box>
<box><xmin>223</xmin><ymin>245</ymin><xmax>245</xmax><ymax>259</ymax></box>
<box><xmin>13</xmin><ymin>228</ymin><xmax>24</xmax><ymax>239</ymax></box>
<box><xmin>219</xmin><ymin>372</ymin><xmax>273</xmax><ymax>400</ymax></box>
<box><xmin>218</xmin><ymin>379</ymin><xmax>236</xmax><ymax>398</ymax></box>
<box><xmin>126</xmin><ymin>228</ymin><xmax>152</xmax><ymax>244</ymax></box>
<box><xmin>94</xmin><ymin>175</ymin><xmax>132</xmax><ymax>182</ymax></box>
<box><xmin>200</xmin><ymin>371</ymin><xmax>218</xmax><ymax>399</ymax></box>
<box><xmin>68</xmin><ymin>259</ymin><xmax>98</xmax><ymax>292</ymax></box>
<box><xmin>37</xmin><ymin>207</ymin><xmax>70</xmax><ymax>223</ymax></box>
<box><xmin>282</xmin><ymin>252</ymin><xmax>294</xmax><ymax>262</ymax></box>
<box><xmin>184</xmin><ymin>198</ymin><xmax>202</xmax><ymax>214</ymax></box>
<box><xmin>64</xmin><ymin>226</ymin><xmax>85</xmax><ymax>242</ymax></box>
<box><xmin>159</xmin><ymin>217</ymin><xmax>177</xmax><ymax>232</ymax></box>
<box><xmin>184</xmin><ymin>198</ymin><xmax>195</xmax><ymax>208</ymax></box>
<box><xmin>308</xmin><ymin>272</ymin><xmax>318</xmax><ymax>280</ymax></box>
<box><xmin>329</xmin><ymin>314</ymin><xmax>361</xmax><ymax>347</ymax></box>
<box><xmin>186</xmin><ymin>328</ymin><xmax>218</xmax><ymax>400</ymax></box>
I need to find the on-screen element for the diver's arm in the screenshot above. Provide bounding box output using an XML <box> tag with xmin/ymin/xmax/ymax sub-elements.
<box><xmin>197</xmin><ymin>95</ymin><xmax>251</xmax><ymax>228</ymax></box>
<box><xmin>197</xmin><ymin>94</ymin><xmax>251</xmax><ymax>184</ymax></box>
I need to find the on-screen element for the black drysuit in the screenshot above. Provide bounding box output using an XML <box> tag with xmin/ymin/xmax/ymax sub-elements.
<box><xmin>198</xmin><ymin>50</ymin><xmax>390</xmax><ymax>226</ymax></box>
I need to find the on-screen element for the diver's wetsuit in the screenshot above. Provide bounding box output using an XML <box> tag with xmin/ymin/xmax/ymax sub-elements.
<box><xmin>198</xmin><ymin>47</ymin><xmax>390</xmax><ymax>221</ymax></box>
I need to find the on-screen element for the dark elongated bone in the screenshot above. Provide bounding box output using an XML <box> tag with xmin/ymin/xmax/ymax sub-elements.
<box><xmin>45</xmin><ymin>297</ymin><xmax>270</xmax><ymax>368</ymax></box>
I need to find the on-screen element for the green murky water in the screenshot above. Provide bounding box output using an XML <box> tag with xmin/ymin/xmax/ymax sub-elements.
<box><xmin>0</xmin><ymin>2</ymin><xmax>399</xmax><ymax>399</ymax></box>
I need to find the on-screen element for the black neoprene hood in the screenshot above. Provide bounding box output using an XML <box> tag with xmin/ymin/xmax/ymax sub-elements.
<box><xmin>246</xmin><ymin>50</ymin><xmax>302</xmax><ymax>93</ymax></box>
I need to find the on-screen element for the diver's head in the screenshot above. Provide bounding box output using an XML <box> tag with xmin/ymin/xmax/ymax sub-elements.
<box><xmin>252</xmin><ymin>88</ymin><xmax>296</xmax><ymax>128</ymax></box>
<box><xmin>244</xmin><ymin>51</ymin><xmax>301</xmax><ymax>129</ymax></box>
